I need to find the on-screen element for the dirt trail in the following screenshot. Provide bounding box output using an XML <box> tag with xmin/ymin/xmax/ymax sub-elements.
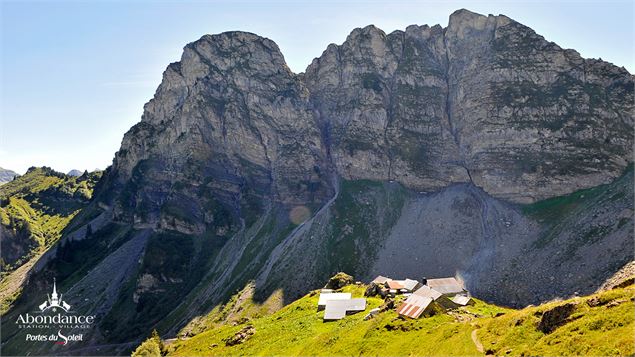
<box><xmin>471</xmin><ymin>329</ymin><xmax>484</xmax><ymax>354</ymax></box>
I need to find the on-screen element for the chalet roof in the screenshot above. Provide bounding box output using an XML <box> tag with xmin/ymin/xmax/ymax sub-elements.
<box><xmin>328</xmin><ymin>298</ymin><xmax>366</xmax><ymax>311</ymax></box>
<box><xmin>402</xmin><ymin>278</ymin><xmax>421</xmax><ymax>291</ymax></box>
<box><xmin>413</xmin><ymin>285</ymin><xmax>443</xmax><ymax>300</ymax></box>
<box><xmin>317</xmin><ymin>292</ymin><xmax>351</xmax><ymax>306</ymax></box>
<box><xmin>371</xmin><ymin>275</ymin><xmax>391</xmax><ymax>284</ymax></box>
<box><xmin>323</xmin><ymin>306</ymin><xmax>346</xmax><ymax>320</ymax></box>
<box><xmin>323</xmin><ymin>298</ymin><xmax>367</xmax><ymax>320</ymax></box>
<box><xmin>386</xmin><ymin>280</ymin><xmax>405</xmax><ymax>290</ymax></box>
<box><xmin>396</xmin><ymin>294</ymin><xmax>433</xmax><ymax>319</ymax></box>
<box><xmin>451</xmin><ymin>295</ymin><xmax>473</xmax><ymax>306</ymax></box>
<box><xmin>426</xmin><ymin>277</ymin><xmax>464</xmax><ymax>295</ymax></box>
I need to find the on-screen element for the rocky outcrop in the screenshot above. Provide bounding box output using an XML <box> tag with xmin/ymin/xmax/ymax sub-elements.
<box><xmin>537</xmin><ymin>302</ymin><xmax>578</xmax><ymax>333</ymax></box>
<box><xmin>324</xmin><ymin>272</ymin><xmax>354</xmax><ymax>289</ymax></box>
<box><xmin>224</xmin><ymin>325</ymin><xmax>255</xmax><ymax>346</ymax></box>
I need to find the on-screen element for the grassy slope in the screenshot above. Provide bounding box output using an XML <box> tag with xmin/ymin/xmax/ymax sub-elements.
<box><xmin>164</xmin><ymin>283</ymin><xmax>633</xmax><ymax>357</ymax></box>
<box><xmin>179</xmin><ymin>282</ymin><xmax>285</xmax><ymax>338</ymax></box>
<box><xmin>0</xmin><ymin>167</ymin><xmax>101</xmax><ymax>313</ymax></box>
<box><xmin>478</xmin><ymin>287</ymin><xmax>634</xmax><ymax>356</ymax></box>
<box><xmin>0</xmin><ymin>167</ymin><xmax>102</xmax><ymax>266</ymax></box>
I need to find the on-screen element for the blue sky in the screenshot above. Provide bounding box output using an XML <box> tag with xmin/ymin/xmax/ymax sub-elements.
<box><xmin>1</xmin><ymin>0</ymin><xmax>633</xmax><ymax>174</ymax></box>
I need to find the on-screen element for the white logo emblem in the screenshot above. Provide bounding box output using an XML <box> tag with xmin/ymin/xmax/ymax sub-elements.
<box><xmin>57</xmin><ymin>330</ymin><xmax>69</xmax><ymax>345</ymax></box>
<box><xmin>38</xmin><ymin>278</ymin><xmax>71</xmax><ymax>312</ymax></box>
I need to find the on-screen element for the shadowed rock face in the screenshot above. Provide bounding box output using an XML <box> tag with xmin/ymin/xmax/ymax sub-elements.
<box><xmin>2</xmin><ymin>9</ymin><xmax>633</xmax><ymax>355</ymax></box>
<box><xmin>110</xmin><ymin>31</ymin><xmax>334</xmax><ymax>232</ymax></box>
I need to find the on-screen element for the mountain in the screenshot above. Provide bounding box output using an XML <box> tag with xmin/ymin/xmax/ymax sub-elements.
<box><xmin>0</xmin><ymin>167</ymin><xmax>102</xmax><ymax>313</ymax></box>
<box><xmin>0</xmin><ymin>167</ymin><xmax>18</xmax><ymax>185</ymax></box>
<box><xmin>1</xmin><ymin>9</ymin><xmax>632</xmax><ymax>356</ymax></box>
<box><xmin>68</xmin><ymin>169</ymin><xmax>84</xmax><ymax>177</ymax></box>
<box><xmin>136</xmin><ymin>275</ymin><xmax>634</xmax><ymax>356</ymax></box>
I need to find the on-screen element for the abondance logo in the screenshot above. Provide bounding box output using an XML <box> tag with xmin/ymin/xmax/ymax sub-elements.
<box><xmin>38</xmin><ymin>278</ymin><xmax>71</xmax><ymax>312</ymax></box>
<box><xmin>15</xmin><ymin>278</ymin><xmax>96</xmax><ymax>346</ymax></box>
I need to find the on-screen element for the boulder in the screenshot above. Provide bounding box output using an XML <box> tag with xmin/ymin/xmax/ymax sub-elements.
<box><xmin>325</xmin><ymin>272</ymin><xmax>354</xmax><ymax>290</ymax></box>
<box><xmin>224</xmin><ymin>325</ymin><xmax>256</xmax><ymax>346</ymax></box>
<box><xmin>537</xmin><ymin>303</ymin><xmax>578</xmax><ymax>333</ymax></box>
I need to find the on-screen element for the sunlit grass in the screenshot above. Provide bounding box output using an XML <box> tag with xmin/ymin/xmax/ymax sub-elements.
<box><xmin>163</xmin><ymin>283</ymin><xmax>634</xmax><ymax>357</ymax></box>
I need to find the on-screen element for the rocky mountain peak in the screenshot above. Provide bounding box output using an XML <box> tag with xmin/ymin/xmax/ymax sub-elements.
<box><xmin>110</xmin><ymin>27</ymin><xmax>333</xmax><ymax>228</ymax></box>
<box><xmin>108</xmin><ymin>8</ymin><xmax>633</xmax><ymax>229</ymax></box>
<box><xmin>181</xmin><ymin>32</ymin><xmax>290</xmax><ymax>80</ymax></box>
<box><xmin>346</xmin><ymin>24</ymin><xmax>387</xmax><ymax>42</ymax></box>
<box><xmin>447</xmin><ymin>8</ymin><xmax>511</xmax><ymax>34</ymax></box>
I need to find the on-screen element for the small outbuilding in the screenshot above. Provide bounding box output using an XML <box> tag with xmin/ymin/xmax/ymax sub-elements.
<box><xmin>401</xmin><ymin>278</ymin><xmax>422</xmax><ymax>293</ymax></box>
<box><xmin>426</xmin><ymin>277</ymin><xmax>465</xmax><ymax>295</ymax></box>
<box><xmin>386</xmin><ymin>280</ymin><xmax>405</xmax><ymax>294</ymax></box>
<box><xmin>413</xmin><ymin>285</ymin><xmax>458</xmax><ymax>310</ymax></box>
<box><xmin>363</xmin><ymin>307</ymin><xmax>381</xmax><ymax>320</ymax></box>
<box><xmin>371</xmin><ymin>275</ymin><xmax>391</xmax><ymax>285</ymax></box>
<box><xmin>396</xmin><ymin>294</ymin><xmax>436</xmax><ymax>319</ymax></box>
<box><xmin>451</xmin><ymin>295</ymin><xmax>474</xmax><ymax>306</ymax></box>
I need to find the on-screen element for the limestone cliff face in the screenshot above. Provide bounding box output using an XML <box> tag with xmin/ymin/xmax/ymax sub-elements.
<box><xmin>304</xmin><ymin>9</ymin><xmax>633</xmax><ymax>202</ymax></box>
<box><xmin>304</xmin><ymin>24</ymin><xmax>469</xmax><ymax>192</ymax></box>
<box><xmin>107</xmin><ymin>10</ymin><xmax>633</xmax><ymax>229</ymax></box>
<box><xmin>110</xmin><ymin>32</ymin><xmax>333</xmax><ymax>232</ymax></box>
<box><xmin>444</xmin><ymin>10</ymin><xmax>633</xmax><ymax>202</ymax></box>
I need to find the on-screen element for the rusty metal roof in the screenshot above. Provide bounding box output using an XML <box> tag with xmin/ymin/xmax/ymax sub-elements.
<box><xmin>413</xmin><ymin>285</ymin><xmax>443</xmax><ymax>300</ymax></box>
<box><xmin>396</xmin><ymin>295</ymin><xmax>433</xmax><ymax>319</ymax></box>
<box><xmin>387</xmin><ymin>280</ymin><xmax>405</xmax><ymax>289</ymax></box>
<box><xmin>426</xmin><ymin>277</ymin><xmax>465</xmax><ymax>295</ymax></box>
